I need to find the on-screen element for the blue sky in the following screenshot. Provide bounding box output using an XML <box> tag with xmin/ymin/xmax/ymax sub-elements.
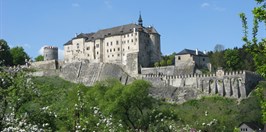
<box><xmin>1</xmin><ymin>0</ymin><xmax>265</xmax><ymax>59</ymax></box>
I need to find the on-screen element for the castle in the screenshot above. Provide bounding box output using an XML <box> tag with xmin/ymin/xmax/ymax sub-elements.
<box><xmin>63</xmin><ymin>15</ymin><xmax>160</xmax><ymax>75</ymax></box>
<box><xmin>29</xmin><ymin>15</ymin><xmax>263</xmax><ymax>102</ymax></box>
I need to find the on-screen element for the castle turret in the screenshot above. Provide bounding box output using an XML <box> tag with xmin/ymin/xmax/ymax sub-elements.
<box><xmin>138</xmin><ymin>13</ymin><xmax>143</xmax><ymax>27</ymax></box>
<box><xmin>43</xmin><ymin>46</ymin><xmax>58</xmax><ymax>61</ymax></box>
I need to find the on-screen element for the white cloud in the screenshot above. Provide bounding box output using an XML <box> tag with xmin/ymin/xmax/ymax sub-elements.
<box><xmin>38</xmin><ymin>46</ymin><xmax>64</xmax><ymax>60</ymax></box>
<box><xmin>200</xmin><ymin>2</ymin><xmax>226</xmax><ymax>12</ymax></box>
<box><xmin>214</xmin><ymin>6</ymin><xmax>226</xmax><ymax>12</ymax></box>
<box><xmin>72</xmin><ymin>3</ymin><xmax>80</xmax><ymax>7</ymax></box>
<box><xmin>38</xmin><ymin>45</ymin><xmax>48</xmax><ymax>55</ymax></box>
<box><xmin>104</xmin><ymin>0</ymin><xmax>112</xmax><ymax>9</ymax></box>
<box><xmin>58</xmin><ymin>48</ymin><xmax>64</xmax><ymax>60</ymax></box>
<box><xmin>201</xmin><ymin>2</ymin><xmax>210</xmax><ymax>8</ymax></box>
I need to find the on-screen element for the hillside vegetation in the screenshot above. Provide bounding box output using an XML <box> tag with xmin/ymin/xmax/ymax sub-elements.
<box><xmin>1</xmin><ymin>71</ymin><xmax>262</xmax><ymax>131</ymax></box>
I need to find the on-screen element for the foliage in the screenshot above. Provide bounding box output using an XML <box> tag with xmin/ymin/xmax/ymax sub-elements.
<box><xmin>208</xmin><ymin>44</ymin><xmax>225</xmax><ymax>70</ymax></box>
<box><xmin>0</xmin><ymin>72</ymin><xmax>262</xmax><ymax>131</ymax></box>
<box><xmin>254</xmin><ymin>81</ymin><xmax>266</xmax><ymax>123</ymax></box>
<box><xmin>208</xmin><ymin>46</ymin><xmax>255</xmax><ymax>72</ymax></box>
<box><xmin>240</xmin><ymin>0</ymin><xmax>266</xmax><ymax>77</ymax></box>
<box><xmin>10</xmin><ymin>46</ymin><xmax>30</xmax><ymax>65</ymax></box>
<box><xmin>223</xmin><ymin>48</ymin><xmax>242</xmax><ymax>71</ymax></box>
<box><xmin>162</xmin><ymin>95</ymin><xmax>261</xmax><ymax>131</ymax></box>
<box><xmin>0</xmin><ymin>67</ymin><xmax>52</xmax><ymax>131</ymax></box>
<box><xmin>154</xmin><ymin>52</ymin><xmax>175</xmax><ymax>67</ymax></box>
<box><xmin>34</xmin><ymin>55</ymin><xmax>44</xmax><ymax>62</ymax></box>
<box><xmin>0</xmin><ymin>39</ymin><xmax>13</xmax><ymax>66</ymax></box>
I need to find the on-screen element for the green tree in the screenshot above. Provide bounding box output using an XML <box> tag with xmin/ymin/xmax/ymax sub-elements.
<box><xmin>154</xmin><ymin>62</ymin><xmax>160</xmax><ymax>67</ymax></box>
<box><xmin>166</xmin><ymin>59</ymin><xmax>172</xmax><ymax>66</ymax></box>
<box><xmin>159</xmin><ymin>59</ymin><xmax>167</xmax><ymax>66</ymax></box>
<box><xmin>0</xmin><ymin>39</ymin><xmax>13</xmax><ymax>66</ymax></box>
<box><xmin>35</xmin><ymin>55</ymin><xmax>44</xmax><ymax>62</ymax></box>
<box><xmin>224</xmin><ymin>48</ymin><xmax>242</xmax><ymax>71</ymax></box>
<box><xmin>86</xmin><ymin>79</ymin><xmax>153</xmax><ymax>130</ymax></box>
<box><xmin>240</xmin><ymin>0</ymin><xmax>266</xmax><ymax>77</ymax></box>
<box><xmin>10</xmin><ymin>46</ymin><xmax>30</xmax><ymax>65</ymax></box>
<box><xmin>239</xmin><ymin>46</ymin><xmax>256</xmax><ymax>71</ymax></box>
<box><xmin>208</xmin><ymin>44</ymin><xmax>225</xmax><ymax>70</ymax></box>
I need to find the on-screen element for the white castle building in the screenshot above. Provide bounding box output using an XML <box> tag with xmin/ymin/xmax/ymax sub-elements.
<box><xmin>63</xmin><ymin>15</ymin><xmax>161</xmax><ymax>74</ymax></box>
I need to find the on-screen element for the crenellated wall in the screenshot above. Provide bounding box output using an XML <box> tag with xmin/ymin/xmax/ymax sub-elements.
<box><xmin>141</xmin><ymin>70</ymin><xmax>263</xmax><ymax>99</ymax></box>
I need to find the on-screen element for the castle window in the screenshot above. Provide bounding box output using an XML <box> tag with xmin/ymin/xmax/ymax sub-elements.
<box><xmin>131</xmin><ymin>39</ymin><xmax>133</xmax><ymax>42</ymax></box>
<box><xmin>96</xmin><ymin>44</ymin><xmax>99</xmax><ymax>48</ymax></box>
<box><xmin>114</xmin><ymin>48</ymin><xmax>115</xmax><ymax>52</ymax></box>
<box><xmin>86</xmin><ymin>47</ymin><xmax>90</xmax><ymax>50</ymax></box>
<box><xmin>107</xmin><ymin>42</ymin><xmax>109</xmax><ymax>46</ymax></box>
<box><xmin>127</xmin><ymin>40</ymin><xmax>129</xmax><ymax>43</ymax></box>
<box><xmin>203</xmin><ymin>58</ymin><xmax>205</xmax><ymax>61</ymax></box>
<box><xmin>112</xmin><ymin>55</ymin><xmax>114</xmax><ymax>57</ymax></box>
<box><xmin>118</xmin><ymin>54</ymin><xmax>120</xmax><ymax>56</ymax></box>
<box><xmin>128</xmin><ymin>46</ymin><xmax>130</xmax><ymax>49</ymax></box>
<box><xmin>111</xmin><ymin>42</ymin><xmax>112</xmax><ymax>46</ymax></box>
<box><xmin>135</xmin><ymin>33</ymin><xmax>137</xmax><ymax>35</ymax></box>
<box><xmin>107</xmin><ymin>49</ymin><xmax>109</xmax><ymax>52</ymax></box>
<box><xmin>97</xmin><ymin>51</ymin><xmax>99</xmax><ymax>55</ymax></box>
<box><xmin>108</xmin><ymin>55</ymin><xmax>109</xmax><ymax>58</ymax></box>
<box><xmin>77</xmin><ymin>46</ymin><xmax>79</xmax><ymax>49</ymax></box>
<box><xmin>127</xmin><ymin>34</ymin><xmax>129</xmax><ymax>37</ymax></box>
<box><xmin>123</xmin><ymin>53</ymin><xmax>125</xmax><ymax>56</ymax></box>
<box><xmin>123</xmin><ymin>48</ymin><xmax>125</xmax><ymax>51</ymax></box>
<box><xmin>87</xmin><ymin>54</ymin><xmax>89</xmax><ymax>57</ymax></box>
<box><xmin>110</xmin><ymin>49</ymin><xmax>112</xmax><ymax>52</ymax></box>
<box><xmin>124</xmin><ymin>35</ymin><xmax>125</xmax><ymax>38</ymax></box>
<box><xmin>118</xmin><ymin>48</ymin><xmax>120</xmax><ymax>51</ymax></box>
<box><xmin>131</xmin><ymin>33</ymin><xmax>133</xmax><ymax>36</ymax></box>
<box><xmin>178</xmin><ymin>56</ymin><xmax>181</xmax><ymax>60</ymax></box>
<box><xmin>135</xmin><ymin>38</ymin><xmax>137</xmax><ymax>41</ymax></box>
<box><xmin>116</xmin><ymin>41</ymin><xmax>119</xmax><ymax>45</ymax></box>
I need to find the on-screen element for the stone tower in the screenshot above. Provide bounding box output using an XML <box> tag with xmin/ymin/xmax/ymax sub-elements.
<box><xmin>43</xmin><ymin>46</ymin><xmax>58</xmax><ymax>61</ymax></box>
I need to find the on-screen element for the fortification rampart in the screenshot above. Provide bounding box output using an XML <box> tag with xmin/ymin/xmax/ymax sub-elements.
<box><xmin>141</xmin><ymin>70</ymin><xmax>263</xmax><ymax>99</ymax></box>
<box><xmin>30</xmin><ymin>60</ymin><xmax>58</xmax><ymax>70</ymax></box>
<box><xmin>141</xmin><ymin>65</ymin><xmax>195</xmax><ymax>76</ymax></box>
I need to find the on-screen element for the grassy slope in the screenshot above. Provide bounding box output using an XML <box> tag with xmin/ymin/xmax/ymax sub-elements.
<box><xmin>32</xmin><ymin>76</ymin><xmax>262</xmax><ymax>131</ymax></box>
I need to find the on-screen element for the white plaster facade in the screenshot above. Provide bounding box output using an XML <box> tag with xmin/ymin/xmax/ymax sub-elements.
<box><xmin>64</xmin><ymin>17</ymin><xmax>160</xmax><ymax>72</ymax></box>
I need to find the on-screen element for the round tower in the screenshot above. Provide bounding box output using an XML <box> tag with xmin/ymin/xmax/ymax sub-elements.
<box><xmin>43</xmin><ymin>46</ymin><xmax>58</xmax><ymax>61</ymax></box>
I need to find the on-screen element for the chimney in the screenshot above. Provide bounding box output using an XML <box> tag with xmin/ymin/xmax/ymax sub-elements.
<box><xmin>196</xmin><ymin>49</ymin><xmax>198</xmax><ymax>55</ymax></box>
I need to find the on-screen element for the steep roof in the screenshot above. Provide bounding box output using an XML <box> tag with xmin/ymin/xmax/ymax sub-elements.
<box><xmin>91</xmin><ymin>23</ymin><xmax>141</xmax><ymax>39</ymax></box>
<box><xmin>63</xmin><ymin>23</ymin><xmax>159</xmax><ymax>46</ymax></box>
<box><xmin>63</xmin><ymin>33</ymin><xmax>95</xmax><ymax>46</ymax></box>
<box><xmin>176</xmin><ymin>49</ymin><xmax>206</xmax><ymax>56</ymax></box>
<box><xmin>239</xmin><ymin>122</ymin><xmax>263</xmax><ymax>130</ymax></box>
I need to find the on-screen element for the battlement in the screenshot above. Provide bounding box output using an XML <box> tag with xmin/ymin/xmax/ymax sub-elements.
<box><xmin>141</xmin><ymin>70</ymin><xmax>248</xmax><ymax>79</ymax></box>
<box><xmin>141</xmin><ymin>69</ymin><xmax>263</xmax><ymax>99</ymax></box>
<box><xmin>44</xmin><ymin>46</ymin><xmax>58</xmax><ymax>49</ymax></box>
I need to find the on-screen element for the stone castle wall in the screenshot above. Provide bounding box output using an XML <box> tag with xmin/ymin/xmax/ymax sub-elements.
<box><xmin>30</xmin><ymin>60</ymin><xmax>58</xmax><ymax>70</ymax></box>
<box><xmin>141</xmin><ymin>70</ymin><xmax>263</xmax><ymax>99</ymax></box>
<box><xmin>141</xmin><ymin>64</ymin><xmax>195</xmax><ymax>76</ymax></box>
<box><xmin>31</xmin><ymin>60</ymin><xmax>263</xmax><ymax>101</ymax></box>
